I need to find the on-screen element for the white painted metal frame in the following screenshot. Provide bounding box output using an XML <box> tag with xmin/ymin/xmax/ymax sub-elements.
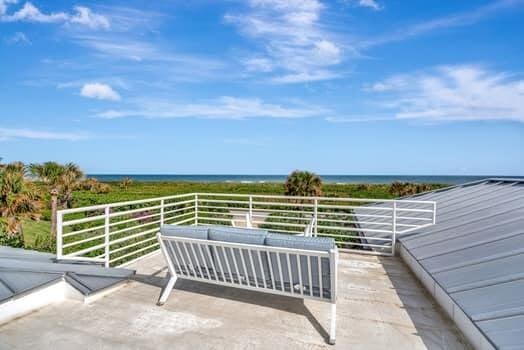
<box><xmin>56</xmin><ymin>192</ymin><xmax>436</xmax><ymax>267</ymax></box>
<box><xmin>156</xmin><ymin>232</ymin><xmax>339</xmax><ymax>344</ymax></box>
<box><xmin>56</xmin><ymin>193</ymin><xmax>197</xmax><ymax>267</ymax></box>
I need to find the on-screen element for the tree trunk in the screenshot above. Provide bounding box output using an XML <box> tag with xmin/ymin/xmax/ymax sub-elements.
<box><xmin>50</xmin><ymin>189</ymin><xmax>58</xmax><ymax>241</ymax></box>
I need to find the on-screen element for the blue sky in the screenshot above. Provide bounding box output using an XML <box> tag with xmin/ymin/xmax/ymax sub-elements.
<box><xmin>1</xmin><ymin>0</ymin><xmax>523</xmax><ymax>175</ymax></box>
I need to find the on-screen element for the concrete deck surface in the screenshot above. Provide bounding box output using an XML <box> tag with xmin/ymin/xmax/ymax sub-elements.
<box><xmin>0</xmin><ymin>252</ymin><xmax>471</xmax><ymax>349</ymax></box>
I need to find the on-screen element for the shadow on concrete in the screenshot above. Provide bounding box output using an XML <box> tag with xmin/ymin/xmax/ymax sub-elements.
<box><xmin>377</xmin><ymin>255</ymin><xmax>471</xmax><ymax>350</ymax></box>
<box><xmin>132</xmin><ymin>269</ymin><xmax>330</xmax><ymax>343</ymax></box>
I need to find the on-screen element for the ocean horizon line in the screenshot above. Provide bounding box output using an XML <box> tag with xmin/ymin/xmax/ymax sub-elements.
<box><xmin>86</xmin><ymin>174</ymin><xmax>524</xmax><ymax>185</ymax></box>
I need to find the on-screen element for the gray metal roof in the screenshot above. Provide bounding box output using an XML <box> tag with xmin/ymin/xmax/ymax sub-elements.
<box><xmin>398</xmin><ymin>178</ymin><xmax>524</xmax><ymax>350</ymax></box>
<box><xmin>0</xmin><ymin>246</ymin><xmax>135</xmax><ymax>303</ymax></box>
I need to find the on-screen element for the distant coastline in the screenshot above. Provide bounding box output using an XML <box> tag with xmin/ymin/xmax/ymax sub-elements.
<box><xmin>86</xmin><ymin>174</ymin><xmax>523</xmax><ymax>185</ymax></box>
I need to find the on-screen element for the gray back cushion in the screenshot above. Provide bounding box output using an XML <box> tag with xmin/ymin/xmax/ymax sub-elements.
<box><xmin>160</xmin><ymin>225</ymin><xmax>208</xmax><ymax>239</ymax></box>
<box><xmin>207</xmin><ymin>225</ymin><xmax>268</xmax><ymax>237</ymax></box>
<box><xmin>264</xmin><ymin>233</ymin><xmax>335</xmax><ymax>299</ymax></box>
<box><xmin>264</xmin><ymin>234</ymin><xmax>335</xmax><ymax>252</ymax></box>
<box><xmin>208</xmin><ymin>228</ymin><xmax>267</xmax><ymax>245</ymax></box>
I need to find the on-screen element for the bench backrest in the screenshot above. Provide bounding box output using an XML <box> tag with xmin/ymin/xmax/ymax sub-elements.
<box><xmin>158</xmin><ymin>229</ymin><xmax>337</xmax><ymax>303</ymax></box>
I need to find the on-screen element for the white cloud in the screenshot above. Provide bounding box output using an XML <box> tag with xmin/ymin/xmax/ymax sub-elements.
<box><xmin>96</xmin><ymin>96</ymin><xmax>328</xmax><ymax>120</ymax></box>
<box><xmin>4</xmin><ymin>31</ymin><xmax>30</xmax><ymax>44</ymax></box>
<box><xmin>1</xmin><ymin>2</ymin><xmax>67</xmax><ymax>22</ymax></box>
<box><xmin>360</xmin><ymin>0</ymin><xmax>521</xmax><ymax>48</ymax></box>
<box><xmin>80</xmin><ymin>83</ymin><xmax>121</xmax><ymax>101</ymax></box>
<box><xmin>0</xmin><ymin>2</ymin><xmax>109</xmax><ymax>29</ymax></box>
<box><xmin>225</xmin><ymin>0</ymin><xmax>344</xmax><ymax>83</ymax></box>
<box><xmin>69</xmin><ymin>6</ymin><xmax>110</xmax><ymax>29</ymax></box>
<box><xmin>0</xmin><ymin>0</ymin><xmax>16</xmax><ymax>16</ymax></box>
<box><xmin>364</xmin><ymin>76</ymin><xmax>408</xmax><ymax>92</ymax></box>
<box><xmin>358</xmin><ymin>0</ymin><xmax>382</xmax><ymax>11</ymax></box>
<box><xmin>0</xmin><ymin>127</ymin><xmax>88</xmax><ymax>141</ymax></box>
<box><xmin>271</xmin><ymin>70</ymin><xmax>339</xmax><ymax>84</ymax></box>
<box><xmin>243</xmin><ymin>58</ymin><xmax>273</xmax><ymax>72</ymax></box>
<box><xmin>369</xmin><ymin>65</ymin><xmax>524</xmax><ymax>123</ymax></box>
<box><xmin>325</xmin><ymin>115</ymin><xmax>393</xmax><ymax>123</ymax></box>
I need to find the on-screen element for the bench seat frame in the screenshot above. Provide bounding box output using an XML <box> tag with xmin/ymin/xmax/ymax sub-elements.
<box><xmin>156</xmin><ymin>232</ymin><xmax>338</xmax><ymax>344</ymax></box>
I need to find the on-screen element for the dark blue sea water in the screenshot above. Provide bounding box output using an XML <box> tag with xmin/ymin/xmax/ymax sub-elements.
<box><xmin>86</xmin><ymin>174</ymin><xmax>523</xmax><ymax>185</ymax></box>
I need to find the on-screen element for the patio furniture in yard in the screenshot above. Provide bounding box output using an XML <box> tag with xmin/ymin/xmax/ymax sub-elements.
<box><xmin>156</xmin><ymin>224</ymin><xmax>339</xmax><ymax>344</ymax></box>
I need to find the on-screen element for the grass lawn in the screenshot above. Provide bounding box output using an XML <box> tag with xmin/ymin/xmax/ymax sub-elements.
<box><xmin>70</xmin><ymin>181</ymin><xmax>415</xmax><ymax>207</ymax></box>
<box><xmin>21</xmin><ymin>219</ymin><xmax>51</xmax><ymax>250</ymax></box>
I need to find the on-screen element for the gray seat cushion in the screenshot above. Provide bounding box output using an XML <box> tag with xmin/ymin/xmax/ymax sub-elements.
<box><xmin>264</xmin><ymin>234</ymin><xmax>335</xmax><ymax>298</ymax></box>
<box><xmin>160</xmin><ymin>225</ymin><xmax>209</xmax><ymax>239</ymax></box>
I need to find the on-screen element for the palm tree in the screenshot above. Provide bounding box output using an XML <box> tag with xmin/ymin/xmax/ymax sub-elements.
<box><xmin>285</xmin><ymin>170</ymin><xmax>323</xmax><ymax>197</ymax></box>
<box><xmin>120</xmin><ymin>176</ymin><xmax>133</xmax><ymax>190</ymax></box>
<box><xmin>29</xmin><ymin>162</ymin><xmax>84</xmax><ymax>237</ymax></box>
<box><xmin>0</xmin><ymin>162</ymin><xmax>41</xmax><ymax>247</ymax></box>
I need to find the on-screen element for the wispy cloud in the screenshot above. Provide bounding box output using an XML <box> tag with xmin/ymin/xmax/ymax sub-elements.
<box><xmin>96</xmin><ymin>96</ymin><xmax>328</xmax><ymax>120</ymax></box>
<box><xmin>0</xmin><ymin>2</ymin><xmax>109</xmax><ymax>29</ymax></box>
<box><xmin>360</xmin><ymin>0</ymin><xmax>523</xmax><ymax>48</ymax></box>
<box><xmin>0</xmin><ymin>0</ymin><xmax>16</xmax><ymax>16</ymax></box>
<box><xmin>80</xmin><ymin>83</ymin><xmax>121</xmax><ymax>101</ymax></box>
<box><xmin>4</xmin><ymin>31</ymin><xmax>30</xmax><ymax>44</ymax></box>
<box><xmin>225</xmin><ymin>0</ymin><xmax>344</xmax><ymax>83</ymax></box>
<box><xmin>325</xmin><ymin>115</ymin><xmax>393</xmax><ymax>123</ymax></box>
<box><xmin>69</xmin><ymin>6</ymin><xmax>110</xmax><ymax>29</ymax></box>
<box><xmin>366</xmin><ymin>65</ymin><xmax>524</xmax><ymax>123</ymax></box>
<box><xmin>0</xmin><ymin>127</ymin><xmax>88</xmax><ymax>141</ymax></box>
<box><xmin>357</xmin><ymin>0</ymin><xmax>382</xmax><ymax>11</ymax></box>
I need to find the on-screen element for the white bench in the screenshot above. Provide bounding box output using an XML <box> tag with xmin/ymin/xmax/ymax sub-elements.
<box><xmin>156</xmin><ymin>225</ymin><xmax>339</xmax><ymax>344</ymax></box>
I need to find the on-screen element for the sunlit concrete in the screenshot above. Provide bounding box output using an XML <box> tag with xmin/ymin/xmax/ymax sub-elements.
<box><xmin>0</xmin><ymin>252</ymin><xmax>471</xmax><ymax>349</ymax></box>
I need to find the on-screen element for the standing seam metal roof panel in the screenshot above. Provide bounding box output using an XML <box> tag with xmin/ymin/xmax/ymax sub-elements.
<box><xmin>0</xmin><ymin>246</ymin><xmax>135</xmax><ymax>303</ymax></box>
<box><xmin>395</xmin><ymin>178</ymin><xmax>524</xmax><ymax>350</ymax></box>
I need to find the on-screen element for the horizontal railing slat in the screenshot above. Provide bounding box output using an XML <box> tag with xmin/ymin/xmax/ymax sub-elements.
<box><xmin>57</xmin><ymin>192</ymin><xmax>436</xmax><ymax>265</ymax></box>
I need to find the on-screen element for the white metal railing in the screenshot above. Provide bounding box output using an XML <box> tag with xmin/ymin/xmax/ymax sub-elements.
<box><xmin>56</xmin><ymin>193</ymin><xmax>436</xmax><ymax>267</ymax></box>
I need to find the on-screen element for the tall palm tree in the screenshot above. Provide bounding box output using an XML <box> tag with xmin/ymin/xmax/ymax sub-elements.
<box><xmin>29</xmin><ymin>162</ymin><xmax>84</xmax><ymax>237</ymax></box>
<box><xmin>0</xmin><ymin>162</ymin><xmax>41</xmax><ymax>246</ymax></box>
<box><xmin>285</xmin><ymin>170</ymin><xmax>323</xmax><ymax>197</ymax></box>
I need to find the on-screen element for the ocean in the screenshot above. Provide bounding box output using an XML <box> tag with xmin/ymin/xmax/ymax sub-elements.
<box><xmin>86</xmin><ymin>174</ymin><xmax>522</xmax><ymax>185</ymax></box>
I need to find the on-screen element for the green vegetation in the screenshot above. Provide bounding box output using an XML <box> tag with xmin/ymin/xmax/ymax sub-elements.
<box><xmin>0</xmin><ymin>161</ymin><xmax>42</xmax><ymax>247</ymax></box>
<box><xmin>285</xmin><ymin>170</ymin><xmax>323</xmax><ymax>197</ymax></box>
<box><xmin>1</xmin><ymin>158</ymin><xmax>446</xmax><ymax>255</ymax></box>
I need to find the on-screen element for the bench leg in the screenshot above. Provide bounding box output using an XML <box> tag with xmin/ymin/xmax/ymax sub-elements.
<box><xmin>328</xmin><ymin>303</ymin><xmax>336</xmax><ymax>345</ymax></box>
<box><xmin>157</xmin><ymin>274</ymin><xmax>177</xmax><ymax>306</ymax></box>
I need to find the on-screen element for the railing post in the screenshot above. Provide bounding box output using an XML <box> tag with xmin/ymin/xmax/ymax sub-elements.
<box><xmin>314</xmin><ymin>198</ymin><xmax>318</xmax><ymax>237</ymax></box>
<box><xmin>160</xmin><ymin>199</ymin><xmax>165</xmax><ymax>226</ymax></box>
<box><xmin>432</xmin><ymin>202</ymin><xmax>437</xmax><ymax>225</ymax></box>
<box><xmin>56</xmin><ymin>210</ymin><xmax>63</xmax><ymax>260</ymax></box>
<box><xmin>391</xmin><ymin>201</ymin><xmax>397</xmax><ymax>256</ymax></box>
<box><xmin>194</xmin><ymin>194</ymin><xmax>199</xmax><ymax>225</ymax></box>
<box><xmin>104</xmin><ymin>206</ymin><xmax>110</xmax><ymax>268</ymax></box>
<box><xmin>249</xmin><ymin>195</ymin><xmax>253</xmax><ymax>218</ymax></box>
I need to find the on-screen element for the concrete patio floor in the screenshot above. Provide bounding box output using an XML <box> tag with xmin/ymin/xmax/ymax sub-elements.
<box><xmin>0</xmin><ymin>252</ymin><xmax>471</xmax><ymax>349</ymax></box>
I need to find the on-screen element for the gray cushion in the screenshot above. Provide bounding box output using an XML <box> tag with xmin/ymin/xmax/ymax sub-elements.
<box><xmin>161</xmin><ymin>225</ymin><xmax>208</xmax><ymax>239</ymax></box>
<box><xmin>208</xmin><ymin>228</ymin><xmax>267</xmax><ymax>245</ymax></box>
<box><xmin>207</xmin><ymin>225</ymin><xmax>268</xmax><ymax>236</ymax></box>
<box><xmin>264</xmin><ymin>234</ymin><xmax>335</xmax><ymax>298</ymax></box>
<box><xmin>264</xmin><ymin>233</ymin><xmax>335</xmax><ymax>252</ymax></box>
